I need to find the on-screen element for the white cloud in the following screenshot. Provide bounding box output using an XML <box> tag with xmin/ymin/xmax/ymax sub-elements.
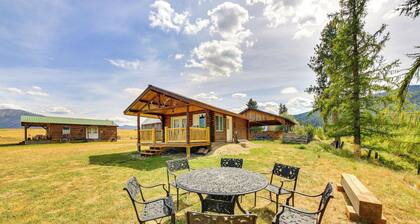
<box><xmin>186</xmin><ymin>40</ymin><xmax>243</xmax><ymax>78</ymax></box>
<box><xmin>383</xmin><ymin>9</ymin><xmax>399</xmax><ymax>20</ymax></box>
<box><xmin>4</xmin><ymin>86</ymin><xmax>48</xmax><ymax>96</ymax></box>
<box><xmin>257</xmin><ymin>101</ymin><xmax>279</xmax><ymax>114</ymax></box>
<box><xmin>286</xmin><ymin>97</ymin><xmax>313</xmax><ymax>114</ymax></box>
<box><xmin>247</xmin><ymin>0</ymin><xmax>338</xmax><ymax>39</ymax></box>
<box><xmin>174</xmin><ymin>53</ymin><xmax>184</xmax><ymax>60</ymax></box>
<box><xmin>46</xmin><ymin>106</ymin><xmax>72</xmax><ymax>114</ymax></box>
<box><xmin>27</xmin><ymin>86</ymin><xmax>48</xmax><ymax>96</ymax></box>
<box><xmin>208</xmin><ymin>2</ymin><xmax>251</xmax><ymax>41</ymax></box>
<box><xmin>281</xmin><ymin>86</ymin><xmax>298</xmax><ymax>94</ymax></box>
<box><xmin>194</xmin><ymin>91</ymin><xmax>221</xmax><ymax>101</ymax></box>
<box><xmin>108</xmin><ymin>59</ymin><xmax>143</xmax><ymax>70</ymax></box>
<box><xmin>149</xmin><ymin>0</ymin><xmax>208</xmax><ymax>35</ymax></box>
<box><xmin>5</xmin><ymin>87</ymin><xmax>24</xmax><ymax>94</ymax></box>
<box><xmin>368</xmin><ymin>0</ymin><xmax>390</xmax><ymax>13</ymax></box>
<box><xmin>184</xmin><ymin>18</ymin><xmax>210</xmax><ymax>35</ymax></box>
<box><xmin>0</xmin><ymin>103</ymin><xmax>25</xmax><ymax>110</ymax></box>
<box><xmin>124</xmin><ymin>88</ymin><xmax>144</xmax><ymax>95</ymax></box>
<box><xmin>232</xmin><ymin>92</ymin><xmax>247</xmax><ymax>98</ymax></box>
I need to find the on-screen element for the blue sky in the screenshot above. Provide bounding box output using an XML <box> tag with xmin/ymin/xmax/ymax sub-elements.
<box><xmin>0</xmin><ymin>0</ymin><xmax>419</xmax><ymax>125</ymax></box>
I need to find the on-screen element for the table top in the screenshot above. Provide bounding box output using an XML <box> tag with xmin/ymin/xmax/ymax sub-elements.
<box><xmin>175</xmin><ymin>167</ymin><xmax>268</xmax><ymax>196</ymax></box>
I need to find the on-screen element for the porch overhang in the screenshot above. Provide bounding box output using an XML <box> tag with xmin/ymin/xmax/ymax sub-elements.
<box><xmin>123</xmin><ymin>85</ymin><xmax>248</xmax><ymax>120</ymax></box>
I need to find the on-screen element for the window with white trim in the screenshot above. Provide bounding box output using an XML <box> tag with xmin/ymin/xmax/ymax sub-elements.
<box><xmin>215</xmin><ymin>115</ymin><xmax>224</xmax><ymax>132</ymax></box>
<box><xmin>62</xmin><ymin>127</ymin><xmax>70</xmax><ymax>135</ymax></box>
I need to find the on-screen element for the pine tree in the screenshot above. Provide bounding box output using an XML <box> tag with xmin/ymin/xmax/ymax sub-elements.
<box><xmin>246</xmin><ymin>98</ymin><xmax>258</xmax><ymax>109</ymax></box>
<box><xmin>327</xmin><ymin>0</ymin><xmax>399</xmax><ymax>156</ymax></box>
<box><xmin>278</xmin><ymin>103</ymin><xmax>288</xmax><ymax>115</ymax></box>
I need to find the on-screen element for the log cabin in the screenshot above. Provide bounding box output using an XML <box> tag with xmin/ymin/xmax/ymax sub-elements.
<box><xmin>21</xmin><ymin>115</ymin><xmax>118</xmax><ymax>143</ymax></box>
<box><xmin>124</xmin><ymin>85</ymin><xmax>296</xmax><ymax>157</ymax></box>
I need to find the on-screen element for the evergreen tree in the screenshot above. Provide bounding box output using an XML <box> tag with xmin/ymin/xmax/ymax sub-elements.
<box><xmin>327</xmin><ymin>0</ymin><xmax>399</xmax><ymax>156</ymax></box>
<box><xmin>246</xmin><ymin>98</ymin><xmax>258</xmax><ymax>109</ymax></box>
<box><xmin>278</xmin><ymin>103</ymin><xmax>288</xmax><ymax>115</ymax></box>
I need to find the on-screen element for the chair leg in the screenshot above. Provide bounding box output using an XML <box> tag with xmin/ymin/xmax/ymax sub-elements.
<box><xmin>276</xmin><ymin>194</ymin><xmax>279</xmax><ymax>213</ymax></box>
<box><xmin>176</xmin><ymin>188</ymin><xmax>179</xmax><ymax>211</ymax></box>
<box><xmin>292</xmin><ymin>194</ymin><xmax>295</xmax><ymax>206</ymax></box>
<box><xmin>170</xmin><ymin>213</ymin><xmax>176</xmax><ymax>224</ymax></box>
<box><xmin>269</xmin><ymin>192</ymin><xmax>272</xmax><ymax>201</ymax></box>
<box><xmin>254</xmin><ymin>192</ymin><xmax>257</xmax><ymax>207</ymax></box>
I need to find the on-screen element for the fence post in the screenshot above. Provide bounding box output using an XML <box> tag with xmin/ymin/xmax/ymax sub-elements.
<box><xmin>165</xmin><ymin>128</ymin><xmax>168</xmax><ymax>143</ymax></box>
<box><xmin>206</xmin><ymin>127</ymin><xmax>210</xmax><ymax>143</ymax></box>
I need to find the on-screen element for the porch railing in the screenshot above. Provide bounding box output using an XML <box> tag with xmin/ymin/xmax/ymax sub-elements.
<box><xmin>139</xmin><ymin>127</ymin><xmax>210</xmax><ymax>143</ymax></box>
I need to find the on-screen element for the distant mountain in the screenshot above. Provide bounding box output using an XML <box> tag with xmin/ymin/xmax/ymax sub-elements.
<box><xmin>119</xmin><ymin>125</ymin><xmax>137</xmax><ymax>130</ymax></box>
<box><xmin>0</xmin><ymin>109</ymin><xmax>42</xmax><ymax>128</ymax></box>
<box><xmin>293</xmin><ymin>111</ymin><xmax>323</xmax><ymax>127</ymax></box>
<box><xmin>293</xmin><ymin>85</ymin><xmax>420</xmax><ymax>127</ymax></box>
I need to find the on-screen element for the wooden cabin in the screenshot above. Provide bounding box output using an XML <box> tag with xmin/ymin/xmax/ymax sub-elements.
<box><xmin>21</xmin><ymin>115</ymin><xmax>118</xmax><ymax>143</ymax></box>
<box><xmin>124</xmin><ymin>85</ymin><xmax>250</xmax><ymax>157</ymax></box>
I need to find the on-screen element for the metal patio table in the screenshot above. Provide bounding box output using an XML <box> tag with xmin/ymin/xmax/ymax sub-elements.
<box><xmin>175</xmin><ymin>167</ymin><xmax>268</xmax><ymax>214</ymax></box>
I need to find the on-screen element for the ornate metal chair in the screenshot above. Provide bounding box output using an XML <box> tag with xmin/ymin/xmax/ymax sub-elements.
<box><xmin>186</xmin><ymin>211</ymin><xmax>257</xmax><ymax>224</ymax></box>
<box><xmin>272</xmin><ymin>182</ymin><xmax>334</xmax><ymax>224</ymax></box>
<box><xmin>262</xmin><ymin>163</ymin><xmax>300</xmax><ymax>213</ymax></box>
<box><xmin>166</xmin><ymin>158</ymin><xmax>191</xmax><ymax>210</ymax></box>
<box><xmin>221</xmin><ymin>158</ymin><xmax>243</xmax><ymax>168</ymax></box>
<box><xmin>123</xmin><ymin>176</ymin><xmax>175</xmax><ymax>224</ymax></box>
<box><xmin>208</xmin><ymin>157</ymin><xmax>243</xmax><ymax>209</ymax></box>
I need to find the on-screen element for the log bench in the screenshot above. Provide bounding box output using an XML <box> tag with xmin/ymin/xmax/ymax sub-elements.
<box><xmin>337</xmin><ymin>173</ymin><xmax>386</xmax><ymax>224</ymax></box>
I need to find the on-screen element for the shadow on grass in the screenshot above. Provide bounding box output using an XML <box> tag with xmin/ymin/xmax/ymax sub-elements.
<box><xmin>89</xmin><ymin>151</ymin><xmax>170</xmax><ymax>171</ymax></box>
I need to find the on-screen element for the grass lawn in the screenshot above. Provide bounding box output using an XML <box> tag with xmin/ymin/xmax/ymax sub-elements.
<box><xmin>0</xmin><ymin>139</ymin><xmax>419</xmax><ymax>223</ymax></box>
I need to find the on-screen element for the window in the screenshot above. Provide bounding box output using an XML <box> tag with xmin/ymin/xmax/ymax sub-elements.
<box><xmin>215</xmin><ymin>115</ymin><xmax>224</xmax><ymax>132</ymax></box>
<box><xmin>62</xmin><ymin>127</ymin><xmax>70</xmax><ymax>135</ymax></box>
<box><xmin>171</xmin><ymin>116</ymin><xmax>187</xmax><ymax>128</ymax></box>
<box><xmin>193</xmin><ymin>113</ymin><xmax>206</xmax><ymax>127</ymax></box>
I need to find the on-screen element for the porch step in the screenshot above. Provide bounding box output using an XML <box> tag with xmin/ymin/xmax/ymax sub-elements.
<box><xmin>140</xmin><ymin>147</ymin><xmax>164</xmax><ymax>157</ymax></box>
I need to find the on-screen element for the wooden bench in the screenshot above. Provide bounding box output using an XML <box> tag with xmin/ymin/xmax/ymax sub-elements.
<box><xmin>337</xmin><ymin>173</ymin><xmax>386</xmax><ymax>224</ymax></box>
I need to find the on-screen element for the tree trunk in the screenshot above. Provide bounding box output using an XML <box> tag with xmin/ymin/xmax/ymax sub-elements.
<box><xmin>351</xmin><ymin>0</ymin><xmax>362</xmax><ymax>157</ymax></box>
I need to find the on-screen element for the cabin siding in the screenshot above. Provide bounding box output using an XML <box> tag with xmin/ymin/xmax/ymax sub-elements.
<box><xmin>233</xmin><ymin>117</ymin><xmax>248</xmax><ymax>140</ymax></box>
<box><xmin>45</xmin><ymin>124</ymin><xmax>116</xmax><ymax>141</ymax></box>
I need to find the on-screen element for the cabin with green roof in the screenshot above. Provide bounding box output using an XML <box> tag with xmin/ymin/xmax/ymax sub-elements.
<box><xmin>21</xmin><ymin>115</ymin><xmax>118</xmax><ymax>143</ymax></box>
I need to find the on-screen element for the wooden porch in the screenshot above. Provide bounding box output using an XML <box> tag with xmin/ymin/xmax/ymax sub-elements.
<box><xmin>138</xmin><ymin>127</ymin><xmax>211</xmax><ymax>157</ymax></box>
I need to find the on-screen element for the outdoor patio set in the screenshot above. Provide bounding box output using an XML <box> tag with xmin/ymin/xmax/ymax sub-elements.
<box><xmin>124</xmin><ymin>158</ymin><xmax>334</xmax><ymax>224</ymax></box>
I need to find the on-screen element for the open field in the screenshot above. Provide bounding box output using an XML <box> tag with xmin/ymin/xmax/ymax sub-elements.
<box><xmin>0</xmin><ymin>139</ymin><xmax>419</xmax><ymax>223</ymax></box>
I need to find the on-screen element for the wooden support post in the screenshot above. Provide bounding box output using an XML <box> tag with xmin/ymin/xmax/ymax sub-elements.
<box><xmin>206</xmin><ymin>127</ymin><xmax>210</xmax><ymax>143</ymax></box>
<box><xmin>247</xmin><ymin>121</ymin><xmax>250</xmax><ymax>140</ymax></box>
<box><xmin>186</xmin><ymin>105</ymin><xmax>190</xmax><ymax>144</ymax></box>
<box><xmin>24</xmin><ymin>125</ymin><xmax>28</xmax><ymax>142</ymax></box>
<box><xmin>152</xmin><ymin>128</ymin><xmax>156</xmax><ymax>144</ymax></box>
<box><xmin>165</xmin><ymin>128</ymin><xmax>168</xmax><ymax>143</ymax></box>
<box><xmin>137</xmin><ymin>114</ymin><xmax>141</xmax><ymax>153</ymax></box>
<box><xmin>161</xmin><ymin>115</ymin><xmax>165</xmax><ymax>142</ymax></box>
<box><xmin>186</xmin><ymin>146</ymin><xmax>191</xmax><ymax>159</ymax></box>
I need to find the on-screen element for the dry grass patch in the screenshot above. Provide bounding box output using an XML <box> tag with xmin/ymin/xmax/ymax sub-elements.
<box><xmin>0</xmin><ymin>139</ymin><xmax>418</xmax><ymax>223</ymax></box>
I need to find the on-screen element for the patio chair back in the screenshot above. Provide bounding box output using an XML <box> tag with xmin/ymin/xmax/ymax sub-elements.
<box><xmin>317</xmin><ymin>182</ymin><xmax>334</xmax><ymax>223</ymax></box>
<box><xmin>166</xmin><ymin>158</ymin><xmax>190</xmax><ymax>172</ymax></box>
<box><xmin>271</xmin><ymin>163</ymin><xmax>300</xmax><ymax>189</ymax></box>
<box><xmin>186</xmin><ymin>211</ymin><xmax>257</xmax><ymax>224</ymax></box>
<box><xmin>221</xmin><ymin>158</ymin><xmax>243</xmax><ymax>168</ymax></box>
<box><xmin>123</xmin><ymin>177</ymin><xmax>145</xmax><ymax>223</ymax></box>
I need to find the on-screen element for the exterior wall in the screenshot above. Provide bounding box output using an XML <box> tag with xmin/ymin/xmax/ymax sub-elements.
<box><xmin>47</xmin><ymin>124</ymin><xmax>117</xmax><ymax>141</ymax></box>
<box><xmin>233</xmin><ymin>117</ymin><xmax>248</xmax><ymax>140</ymax></box>
<box><xmin>99</xmin><ymin>126</ymin><xmax>117</xmax><ymax>141</ymax></box>
<box><xmin>161</xmin><ymin>110</ymin><xmax>248</xmax><ymax>142</ymax></box>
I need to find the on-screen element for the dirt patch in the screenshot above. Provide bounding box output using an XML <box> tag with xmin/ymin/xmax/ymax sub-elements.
<box><xmin>209</xmin><ymin>141</ymin><xmax>259</xmax><ymax>156</ymax></box>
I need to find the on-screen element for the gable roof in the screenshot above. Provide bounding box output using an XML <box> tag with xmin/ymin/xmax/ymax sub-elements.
<box><xmin>124</xmin><ymin>85</ymin><xmax>247</xmax><ymax>119</ymax></box>
<box><xmin>239</xmin><ymin>108</ymin><xmax>296</xmax><ymax>125</ymax></box>
<box><xmin>21</xmin><ymin>115</ymin><xmax>118</xmax><ymax>126</ymax></box>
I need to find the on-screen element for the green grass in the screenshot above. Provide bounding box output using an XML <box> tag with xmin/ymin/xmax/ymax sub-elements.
<box><xmin>0</xmin><ymin>140</ymin><xmax>419</xmax><ymax>223</ymax></box>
